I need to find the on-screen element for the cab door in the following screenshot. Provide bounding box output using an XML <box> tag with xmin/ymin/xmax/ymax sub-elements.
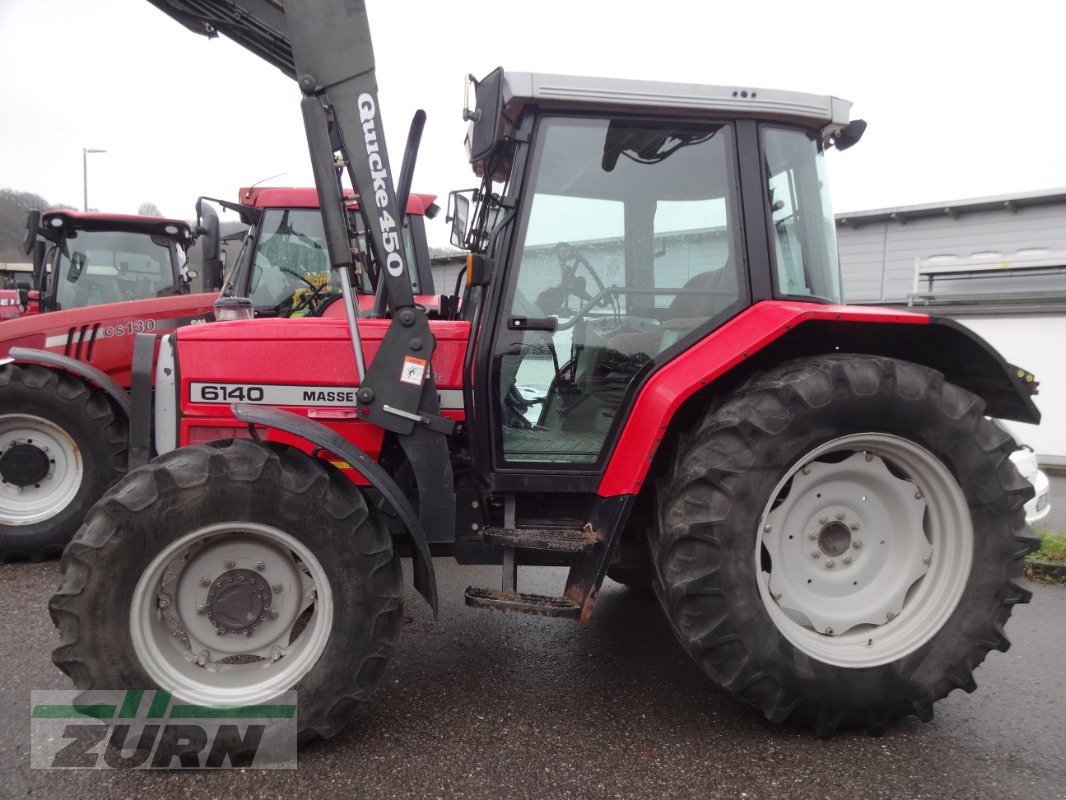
<box><xmin>481</xmin><ymin>114</ymin><xmax>747</xmax><ymax>488</ymax></box>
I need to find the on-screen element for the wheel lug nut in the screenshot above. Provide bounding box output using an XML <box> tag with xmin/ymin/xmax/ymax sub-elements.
<box><xmin>842</xmin><ymin>556</ymin><xmax>853</xmax><ymax>565</ymax></box>
<box><xmin>272</xmin><ymin>648</ymin><xmax>282</xmax><ymax>662</ymax></box>
<box><xmin>763</xmin><ymin>524</ymin><xmax>772</xmax><ymax>533</ymax></box>
<box><xmin>852</xmin><ymin>540</ymin><xmax>863</xmax><ymax>550</ymax></box>
<box><xmin>836</xmin><ymin>512</ymin><xmax>846</xmax><ymax>520</ymax></box>
<box><xmin>199</xmin><ymin>577</ymin><xmax>210</xmax><ymax>587</ymax></box>
<box><xmin>273</xmin><ymin>583</ymin><xmax>283</xmax><ymax>594</ymax></box>
<box><xmin>811</xmin><ymin>550</ymin><xmax>820</xmax><ymax>558</ymax></box>
<box><xmin>914</xmin><ymin>490</ymin><xmax>923</xmax><ymax>500</ymax></box>
<box><xmin>808</xmin><ymin>532</ymin><xmax>817</xmax><ymax>540</ymax></box>
<box><xmin>865</xmin><ymin>453</ymin><xmax>873</xmax><ymax>462</ymax></box>
<box><xmin>268</xmin><ymin>609</ymin><xmax>279</xmax><ymax>620</ymax></box>
<box><xmin>801</xmin><ymin>466</ymin><xmax>811</xmax><ymax>475</ymax></box>
<box><xmin>255</xmin><ymin>561</ymin><xmax>266</xmax><ymax>572</ymax></box>
<box><xmin>825</xmin><ymin>560</ymin><xmax>835</xmax><ymax>569</ymax></box>
<box><xmin>886</xmin><ymin>612</ymin><xmax>896</xmax><ymax>621</ymax></box>
<box><xmin>196</xmin><ymin>605</ymin><xmax>207</xmax><ymax>615</ymax></box>
<box><xmin>224</xmin><ymin>559</ymin><xmax>235</xmax><ymax>569</ymax></box>
<box><xmin>196</xmin><ymin>651</ymin><xmax>208</xmax><ymax>667</ymax></box>
<box><xmin>850</xmin><ymin>522</ymin><xmax>860</xmax><ymax>531</ymax></box>
<box><xmin>825</xmin><ymin>627</ymin><xmax>833</xmax><ymax>635</ymax></box>
<box><xmin>158</xmin><ymin>597</ymin><xmax>170</xmax><ymax>608</ymax></box>
<box><xmin>819</xmin><ymin>516</ymin><xmax>829</xmax><ymax>525</ymax></box>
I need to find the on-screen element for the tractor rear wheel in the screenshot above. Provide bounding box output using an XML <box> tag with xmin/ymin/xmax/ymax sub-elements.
<box><xmin>50</xmin><ymin>439</ymin><xmax>402</xmax><ymax>743</ymax></box>
<box><xmin>0</xmin><ymin>364</ymin><xmax>126</xmax><ymax>559</ymax></box>
<box><xmin>650</xmin><ymin>355</ymin><xmax>1036</xmax><ymax>734</ymax></box>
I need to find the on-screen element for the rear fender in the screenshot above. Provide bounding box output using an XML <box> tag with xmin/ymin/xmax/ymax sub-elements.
<box><xmin>598</xmin><ymin>302</ymin><xmax>1041</xmax><ymax>497</ymax></box>
<box><xmin>230</xmin><ymin>403</ymin><xmax>439</xmax><ymax>616</ymax></box>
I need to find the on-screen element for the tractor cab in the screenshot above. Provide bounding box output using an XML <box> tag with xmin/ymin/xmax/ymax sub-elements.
<box><xmin>451</xmin><ymin>71</ymin><xmax>862</xmax><ymax>484</ymax></box>
<box><xmin>20</xmin><ymin>209</ymin><xmax>196</xmax><ymax>316</ymax></box>
<box><xmin>205</xmin><ymin>187</ymin><xmax>438</xmax><ymax>318</ymax></box>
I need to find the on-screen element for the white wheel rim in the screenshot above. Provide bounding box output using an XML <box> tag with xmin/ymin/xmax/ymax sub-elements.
<box><xmin>0</xmin><ymin>414</ymin><xmax>83</xmax><ymax>526</ymax></box>
<box><xmin>130</xmin><ymin>522</ymin><xmax>334</xmax><ymax>706</ymax></box>
<box><xmin>756</xmin><ymin>433</ymin><xmax>973</xmax><ymax>668</ymax></box>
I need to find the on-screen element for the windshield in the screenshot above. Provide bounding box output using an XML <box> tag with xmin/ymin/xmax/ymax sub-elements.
<box><xmin>248</xmin><ymin>208</ymin><xmax>420</xmax><ymax>315</ymax></box>
<box><xmin>54</xmin><ymin>229</ymin><xmax>177</xmax><ymax>310</ymax></box>
<box><xmin>763</xmin><ymin>127</ymin><xmax>842</xmax><ymax>303</ymax></box>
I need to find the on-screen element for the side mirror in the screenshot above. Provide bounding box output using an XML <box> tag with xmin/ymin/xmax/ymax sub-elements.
<box><xmin>22</xmin><ymin>210</ymin><xmax>41</xmax><ymax>255</ymax></box>
<box><xmin>447</xmin><ymin>190</ymin><xmax>472</xmax><ymax>249</ymax></box>
<box><xmin>195</xmin><ymin>198</ymin><xmax>224</xmax><ymax>290</ymax></box>
<box><xmin>68</xmin><ymin>252</ymin><xmax>86</xmax><ymax>283</ymax></box>
<box><xmin>464</xmin><ymin>68</ymin><xmax>505</xmax><ymax>163</ymax></box>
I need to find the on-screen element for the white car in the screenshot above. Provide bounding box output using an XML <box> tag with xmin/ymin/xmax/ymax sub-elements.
<box><xmin>1009</xmin><ymin>446</ymin><xmax>1051</xmax><ymax>526</ymax></box>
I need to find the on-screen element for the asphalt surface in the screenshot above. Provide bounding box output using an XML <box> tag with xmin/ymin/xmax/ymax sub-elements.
<box><xmin>1</xmin><ymin>559</ymin><xmax>1064</xmax><ymax>800</ymax></box>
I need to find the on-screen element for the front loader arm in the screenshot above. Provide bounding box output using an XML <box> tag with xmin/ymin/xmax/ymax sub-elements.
<box><xmin>144</xmin><ymin>0</ymin><xmax>456</xmax><ymax>605</ymax></box>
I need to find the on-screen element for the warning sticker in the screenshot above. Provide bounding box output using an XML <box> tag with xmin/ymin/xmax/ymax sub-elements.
<box><xmin>400</xmin><ymin>355</ymin><xmax>428</xmax><ymax>386</ymax></box>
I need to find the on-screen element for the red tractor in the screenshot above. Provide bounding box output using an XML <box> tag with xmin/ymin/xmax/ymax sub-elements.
<box><xmin>1</xmin><ymin>209</ymin><xmax>201</xmax><ymax>320</ymax></box>
<box><xmin>52</xmin><ymin>0</ymin><xmax>1039</xmax><ymax>740</ymax></box>
<box><xmin>1</xmin><ymin>188</ymin><xmax>437</xmax><ymax>557</ymax></box>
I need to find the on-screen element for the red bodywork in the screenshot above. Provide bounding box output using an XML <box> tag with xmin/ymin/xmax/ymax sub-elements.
<box><xmin>176</xmin><ymin>317</ymin><xmax>469</xmax><ymax>483</ymax></box>
<box><xmin>173</xmin><ymin>300</ymin><xmax>930</xmax><ymax>494</ymax></box>
<box><xmin>0</xmin><ymin>293</ymin><xmax>216</xmax><ymax>386</ymax></box>
<box><xmin>239</xmin><ymin>186</ymin><xmax>437</xmax><ymax>216</ymax></box>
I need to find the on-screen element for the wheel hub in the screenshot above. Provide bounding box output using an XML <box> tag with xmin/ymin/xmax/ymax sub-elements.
<box><xmin>204</xmin><ymin>568</ymin><xmax>272</xmax><ymax>636</ymax></box>
<box><xmin>817</xmin><ymin>520</ymin><xmax>851</xmax><ymax>557</ymax></box>
<box><xmin>0</xmin><ymin>442</ymin><xmax>50</xmax><ymax>487</ymax></box>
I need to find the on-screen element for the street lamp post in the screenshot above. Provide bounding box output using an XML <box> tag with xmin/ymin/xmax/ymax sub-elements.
<box><xmin>82</xmin><ymin>147</ymin><xmax>106</xmax><ymax>211</ymax></box>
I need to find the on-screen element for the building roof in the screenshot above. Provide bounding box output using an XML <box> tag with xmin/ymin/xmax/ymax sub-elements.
<box><xmin>836</xmin><ymin>187</ymin><xmax>1066</xmax><ymax>226</ymax></box>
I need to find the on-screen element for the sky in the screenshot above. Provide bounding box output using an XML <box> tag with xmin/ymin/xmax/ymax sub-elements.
<box><xmin>2</xmin><ymin>0</ymin><xmax>1064</xmax><ymax>247</ymax></box>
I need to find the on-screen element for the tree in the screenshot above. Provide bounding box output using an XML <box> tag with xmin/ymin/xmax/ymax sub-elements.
<box><xmin>138</xmin><ymin>201</ymin><xmax>163</xmax><ymax>217</ymax></box>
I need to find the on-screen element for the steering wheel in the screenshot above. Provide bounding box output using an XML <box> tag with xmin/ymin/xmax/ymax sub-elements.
<box><xmin>75</xmin><ymin>277</ymin><xmax>120</xmax><ymax>307</ymax></box>
<box><xmin>536</xmin><ymin>242</ymin><xmax>607</xmax><ymax>315</ymax></box>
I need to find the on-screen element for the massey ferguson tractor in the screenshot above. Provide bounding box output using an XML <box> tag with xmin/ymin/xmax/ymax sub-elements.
<box><xmin>50</xmin><ymin>0</ymin><xmax>1039</xmax><ymax>741</ymax></box>
<box><xmin>0</xmin><ymin>187</ymin><xmax>437</xmax><ymax>557</ymax></box>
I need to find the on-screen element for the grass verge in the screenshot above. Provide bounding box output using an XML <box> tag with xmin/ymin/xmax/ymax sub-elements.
<box><xmin>1026</xmin><ymin>529</ymin><xmax>1066</xmax><ymax>584</ymax></box>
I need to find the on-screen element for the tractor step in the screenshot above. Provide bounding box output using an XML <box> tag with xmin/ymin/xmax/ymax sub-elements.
<box><xmin>483</xmin><ymin>526</ymin><xmax>600</xmax><ymax>553</ymax></box>
<box><xmin>464</xmin><ymin>586</ymin><xmax>582</xmax><ymax>618</ymax></box>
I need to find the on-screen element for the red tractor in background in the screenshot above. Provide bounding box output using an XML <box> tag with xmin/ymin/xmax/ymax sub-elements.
<box><xmin>1</xmin><ymin>209</ymin><xmax>201</xmax><ymax>320</ymax></box>
<box><xmin>0</xmin><ymin>188</ymin><xmax>438</xmax><ymax>557</ymax></box>
<box><xmin>52</xmin><ymin>0</ymin><xmax>1040</xmax><ymax>742</ymax></box>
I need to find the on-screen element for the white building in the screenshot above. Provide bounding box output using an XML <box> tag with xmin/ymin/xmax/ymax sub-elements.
<box><xmin>836</xmin><ymin>188</ymin><xmax>1066</xmax><ymax>466</ymax></box>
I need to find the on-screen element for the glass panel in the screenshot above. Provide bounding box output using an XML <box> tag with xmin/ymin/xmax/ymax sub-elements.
<box><xmin>55</xmin><ymin>230</ymin><xmax>175</xmax><ymax>310</ymax></box>
<box><xmin>763</xmin><ymin>128</ymin><xmax>842</xmax><ymax>303</ymax></box>
<box><xmin>249</xmin><ymin>209</ymin><xmax>333</xmax><ymax>315</ymax></box>
<box><xmin>498</xmin><ymin>117</ymin><xmax>740</xmax><ymax>465</ymax></box>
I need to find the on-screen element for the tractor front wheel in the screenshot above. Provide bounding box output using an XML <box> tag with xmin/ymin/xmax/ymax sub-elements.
<box><xmin>50</xmin><ymin>439</ymin><xmax>402</xmax><ymax>743</ymax></box>
<box><xmin>650</xmin><ymin>355</ymin><xmax>1036</xmax><ymax>734</ymax></box>
<box><xmin>0</xmin><ymin>364</ymin><xmax>126</xmax><ymax>559</ymax></box>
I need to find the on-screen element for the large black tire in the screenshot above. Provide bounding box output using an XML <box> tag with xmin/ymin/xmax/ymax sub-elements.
<box><xmin>650</xmin><ymin>355</ymin><xmax>1037</xmax><ymax>734</ymax></box>
<box><xmin>0</xmin><ymin>364</ymin><xmax>126</xmax><ymax>559</ymax></box>
<box><xmin>50</xmin><ymin>439</ymin><xmax>403</xmax><ymax>743</ymax></box>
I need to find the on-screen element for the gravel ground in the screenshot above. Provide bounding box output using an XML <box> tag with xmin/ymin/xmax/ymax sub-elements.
<box><xmin>1</xmin><ymin>559</ymin><xmax>1063</xmax><ymax>799</ymax></box>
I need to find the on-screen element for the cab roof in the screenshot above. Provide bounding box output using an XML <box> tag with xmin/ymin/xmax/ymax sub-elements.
<box><xmin>499</xmin><ymin>71</ymin><xmax>853</xmax><ymax>135</ymax></box>
<box><xmin>41</xmin><ymin>210</ymin><xmax>193</xmax><ymax>239</ymax></box>
<box><xmin>238</xmin><ymin>186</ymin><xmax>437</xmax><ymax>216</ymax></box>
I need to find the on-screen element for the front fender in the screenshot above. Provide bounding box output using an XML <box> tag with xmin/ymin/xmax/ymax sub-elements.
<box><xmin>6</xmin><ymin>347</ymin><xmax>131</xmax><ymax>417</ymax></box>
<box><xmin>230</xmin><ymin>403</ymin><xmax>439</xmax><ymax>616</ymax></box>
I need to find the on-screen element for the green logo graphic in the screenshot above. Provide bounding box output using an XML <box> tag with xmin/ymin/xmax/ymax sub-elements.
<box><xmin>31</xmin><ymin>690</ymin><xmax>297</xmax><ymax>769</ymax></box>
